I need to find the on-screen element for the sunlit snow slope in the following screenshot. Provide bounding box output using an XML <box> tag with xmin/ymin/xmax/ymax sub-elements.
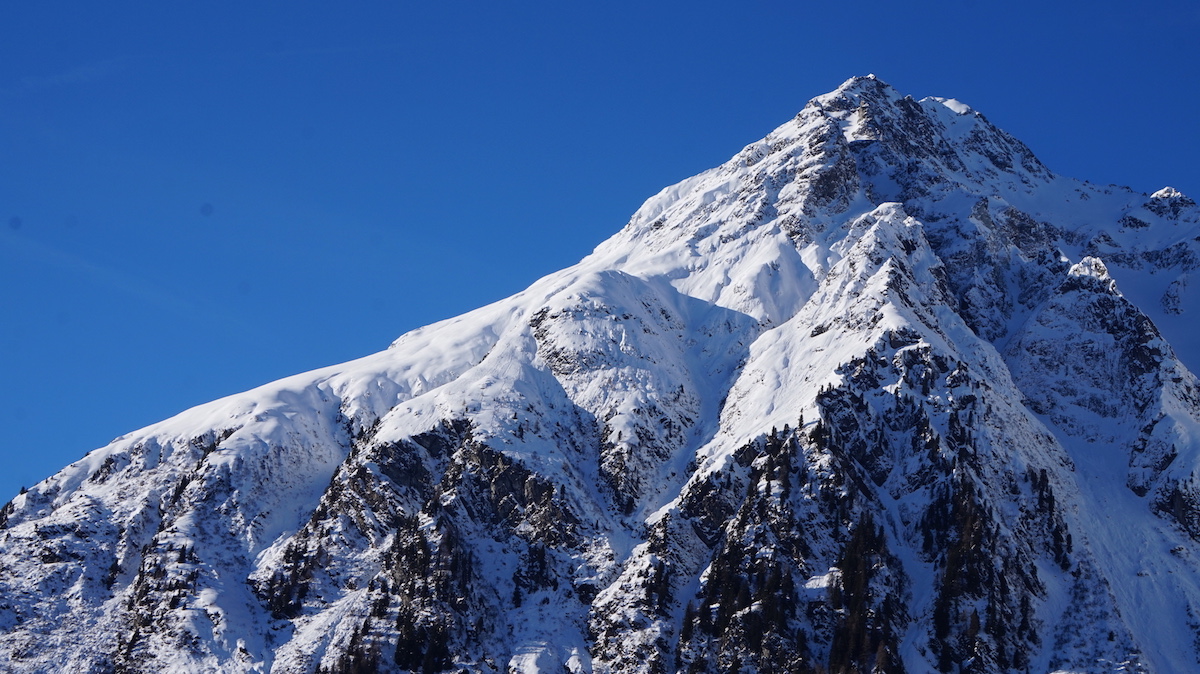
<box><xmin>3</xmin><ymin>76</ymin><xmax>1200</xmax><ymax>674</ymax></box>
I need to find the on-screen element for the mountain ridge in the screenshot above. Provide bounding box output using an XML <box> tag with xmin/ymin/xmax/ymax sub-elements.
<box><xmin>3</xmin><ymin>76</ymin><xmax>1200</xmax><ymax>673</ymax></box>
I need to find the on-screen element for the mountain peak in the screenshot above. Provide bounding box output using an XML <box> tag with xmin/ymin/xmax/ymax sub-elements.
<box><xmin>1068</xmin><ymin>255</ymin><xmax>1111</xmax><ymax>281</ymax></box>
<box><xmin>5</xmin><ymin>78</ymin><xmax>1200</xmax><ymax>674</ymax></box>
<box><xmin>816</xmin><ymin>73</ymin><xmax>904</xmax><ymax>111</ymax></box>
<box><xmin>1152</xmin><ymin>186</ymin><xmax>1187</xmax><ymax>200</ymax></box>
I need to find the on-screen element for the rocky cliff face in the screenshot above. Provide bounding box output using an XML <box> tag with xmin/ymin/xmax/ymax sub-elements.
<box><xmin>3</xmin><ymin>76</ymin><xmax>1200</xmax><ymax>673</ymax></box>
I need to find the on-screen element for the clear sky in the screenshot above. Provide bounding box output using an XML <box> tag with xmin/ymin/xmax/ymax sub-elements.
<box><xmin>2</xmin><ymin>0</ymin><xmax>1198</xmax><ymax>501</ymax></box>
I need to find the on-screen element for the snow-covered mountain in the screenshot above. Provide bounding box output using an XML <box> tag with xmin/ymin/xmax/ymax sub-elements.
<box><xmin>4</xmin><ymin>75</ymin><xmax>1200</xmax><ymax>674</ymax></box>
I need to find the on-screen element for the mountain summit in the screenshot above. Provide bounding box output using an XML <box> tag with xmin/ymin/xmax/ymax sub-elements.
<box><xmin>3</xmin><ymin>77</ymin><xmax>1200</xmax><ymax>674</ymax></box>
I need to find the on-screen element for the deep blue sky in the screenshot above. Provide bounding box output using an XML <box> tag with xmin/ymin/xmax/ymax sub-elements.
<box><xmin>2</xmin><ymin>1</ymin><xmax>1198</xmax><ymax>500</ymax></box>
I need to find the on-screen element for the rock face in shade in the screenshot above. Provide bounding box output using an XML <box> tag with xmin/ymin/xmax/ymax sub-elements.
<box><xmin>4</xmin><ymin>76</ymin><xmax>1200</xmax><ymax>674</ymax></box>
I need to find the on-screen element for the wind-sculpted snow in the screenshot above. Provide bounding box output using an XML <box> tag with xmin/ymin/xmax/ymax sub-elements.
<box><xmin>3</xmin><ymin>75</ymin><xmax>1200</xmax><ymax>673</ymax></box>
